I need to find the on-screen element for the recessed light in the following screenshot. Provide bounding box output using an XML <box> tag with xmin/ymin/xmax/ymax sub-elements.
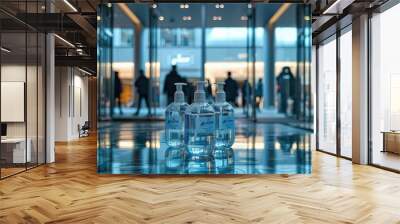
<box><xmin>241</xmin><ymin>16</ymin><xmax>248</xmax><ymax>21</ymax></box>
<box><xmin>97</xmin><ymin>15</ymin><xmax>101</xmax><ymax>21</ymax></box>
<box><xmin>183</xmin><ymin>16</ymin><xmax>192</xmax><ymax>21</ymax></box>
<box><xmin>152</xmin><ymin>4</ymin><xmax>157</xmax><ymax>9</ymax></box>
<box><xmin>220</xmin><ymin>4</ymin><xmax>224</xmax><ymax>9</ymax></box>
<box><xmin>1</xmin><ymin>47</ymin><xmax>11</xmax><ymax>53</ymax></box>
<box><xmin>54</xmin><ymin>34</ymin><xmax>75</xmax><ymax>48</ymax></box>
<box><xmin>248</xmin><ymin>3</ymin><xmax>252</xmax><ymax>9</ymax></box>
<box><xmin>304</xmin><ymin>15</ymin><xmax>311</xmax><ymax>21</ymax></box>
<box><xmin>63</xmin><ymin>0</ymin><xmax>78</xmax><ymax>12</ymax></box>
<box><xmin>159</xmin><ymin>16</ymin><xmax>165</xmax><ymax>21</ymax></box>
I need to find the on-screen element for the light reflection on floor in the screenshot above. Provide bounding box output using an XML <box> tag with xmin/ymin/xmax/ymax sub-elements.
<box><xmin>97</xmin><ymin>121</ymin><xmax>312</xmax><ymax>174</ymax></box>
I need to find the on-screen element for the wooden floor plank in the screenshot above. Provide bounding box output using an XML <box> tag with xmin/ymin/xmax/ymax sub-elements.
<box><xmin>0</xmin><ymin>135</ymin><xmax>400</xmax><ymax>223</ymax></box>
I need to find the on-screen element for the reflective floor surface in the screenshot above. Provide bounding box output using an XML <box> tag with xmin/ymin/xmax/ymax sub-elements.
<box><xmin>97</xmin><ymin>121</ymin><xmax>312</xmax><ymax>174</ymax></box>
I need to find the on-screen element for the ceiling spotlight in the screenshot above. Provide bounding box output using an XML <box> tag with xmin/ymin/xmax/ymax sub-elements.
<box><xmin>183</xmin><ymin>16</ymin><xmax>192</xmax><ymax>21</ymax></box>
<box><xmin>241</xmin><ymin>16</ymin><xmax>248</xmax><ymax>21</ymax></box>
<box><xmin>107</xmin><ymin>3</ymin><xmax>112</xmax><ymax>8</ymax></box>
<box><xmin>180</xmin><ymin>4</ymin><xmax>189</xmax><ymax>9</ymax></box>
<box><xmin>159</xmin><ymin>16</ymin><xmax>165</xmax><ymax>21</ymax></box>
<box><xmin>152</xmin><ymin>4</ymin><xmax>157</xmax><ymax>9</ymax></box>
<box><xmin>215</xmin><ymin>4</ymin><xmax>224</xmax><ymax>9</ymax></box>
<box><xmin>97</xmin><ymin>15</ymin><xmax>101</xmax><ymax>21</ymax></box>
<box><xmin>248</xmin><ymin>3</ymin><xmax>252</xmax><ymax>9</ymax></box>
<box><xmin>304</xmin><ymin>15</ymin><xmax>311</xmax><ymax>21</ymax></box>
<box><xmin>41</xmin><ymin>5</ymin><xmax>46</xmax><ymax>10</ymax></box>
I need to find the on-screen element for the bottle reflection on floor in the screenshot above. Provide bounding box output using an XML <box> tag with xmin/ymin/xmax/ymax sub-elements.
<box><xmin>164</xmin><ymin>146</ymin><xmax>234</xmax><ymax>174</ymax></box>
<box><xmin>165</xmin><ymin>147</ymin><xmax>187</xmax><ymax>173</ymax></box>
<box><xmin>186</xmin><ymin>154</ymin><xmax>215</xmax><ymax>174</ymax></box>
<box><xmin>213</xmin><ymin>147</ymin><xmax>234</xmax><ymax>174</ymax></box>
<box><xmin>97</xmin><ymin>122</ymin><xmax>312</xmax><ymax>175</ymax></box>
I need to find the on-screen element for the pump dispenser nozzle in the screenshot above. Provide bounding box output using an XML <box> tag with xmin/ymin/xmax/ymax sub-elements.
<box><xmin>174</xmin><ymin>83</ymin><xmax>186</xmax><ymax>103</ymax></box>
<box><xmin>215</xmin><ymin>82</ymin><xmax>226</xmax><ymax>103</ymax></box>
<box><xmin>194</xmin><ymin>81</ymin><xmax>207</xmax><ymax>103</ymax></box>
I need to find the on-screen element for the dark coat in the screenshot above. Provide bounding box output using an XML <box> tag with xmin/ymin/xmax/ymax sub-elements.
<box><xmin>135</xmin><ymin>75</ymin><xmax>149</xmax><ymax>96</ymax></box>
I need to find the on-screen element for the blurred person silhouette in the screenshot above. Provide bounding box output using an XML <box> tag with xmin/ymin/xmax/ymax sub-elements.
<box><xmin>163</xmin><ymin>65</ymin><xmax>183</xmax><ymax>105</ymax></box>
<box><xmin>256</xmin><ymin>78</ymin><xmax>263</xmax><ymax>111</ymax></box>
<box><xmin>241</xmin><ymin>80</ymin><xmax>252</xmax><ymax>113</ymax></box>
<box><xmin>277</xmin><ymin>66</ymin><xmax>295</xmax><ymax>114</ymax></box>
<box><xmin>182</xmin><ymin>77</ymin><xmax>195</xmax><ymax>105</ymax></box>
<box><xmin>206</xmin><ymin>79</ymin><xmax>213</xmax><ymax>102</ymax></box>
<box><xmin>224</xmin><ymin>71</ymin><xmax>239</xmax><ymax>106</ymax></box>
<box><xmin>134</xmin><ymin>69</ymin><xmax>151</xmax><ymax>116</ymax></box>
<box><xmin>114</xmin><ymin>71</ymin><xmax>123</xmax><ymax>115</ymax></box>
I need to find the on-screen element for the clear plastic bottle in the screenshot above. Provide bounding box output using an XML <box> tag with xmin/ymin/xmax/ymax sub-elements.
<box><xmin>165</xmin><ymin>83</ymin><xmax>189</xmax><ymax>147</ymax></box>
<box><xmin>184</xmin><ymin>81</ymin><xmax>216</xmax><ymax>156</ymax></box>
<box><xmin>213</xmin><ymin>82</ymin><xmax>235</xmax><ymax>148</ymax></box>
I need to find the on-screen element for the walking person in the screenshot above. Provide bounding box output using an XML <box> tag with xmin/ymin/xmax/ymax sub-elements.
<box><xmin>114</xmin><ymin>71</ymin><xmax>123</xmax><ymax>115</ymax></box>
<box><xmin>224</xmin><ymin>71</ymin><xmax>239</xmax><ymax>106</ymax></box>
<box><xmin>241</xmin><ymin>80</ymin><xmax>252</xmax><ymax>114</ymax></box>
<box><xmin>163</xmin><ymin>65</ymin><xmax>182</xmax><ymax>105</ymax></box>
<box><xmin>256</xmin><ymin>78</ymin><xmax>263</xmax><ymax>111</ymax></box>
<box><xmin>134</xmin><ymin>70</ymin><xmax>151</xmax><ymax>116</ymax></box>
<box><xmin>276</xmin><ymin>67</ymin><xmax>295</xmax><ymax>115</ymax></box>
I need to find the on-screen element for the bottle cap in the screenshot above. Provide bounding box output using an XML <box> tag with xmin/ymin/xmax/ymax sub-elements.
<box><xmin>174</xmin><ymin>83</ymin><xmax>186</xmax><ymax>103</ymax></box>
<box><xmin>194</xmin><ymin>81</ymin><xmax>206</xmax><ymax>103</ymax></box>
<box><xmin>215</xmin><ymin>81</ymin><xmax>226</xmax><ymax>103</ymax></box>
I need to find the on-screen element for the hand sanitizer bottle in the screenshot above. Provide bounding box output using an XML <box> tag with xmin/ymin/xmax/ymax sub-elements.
<box><xmin>213</xmin><ymin>82</ymin><xmax>235</xmax><ymax>148</ymax></box>
<box><xmin>165</xmin><ymin>83</ymin><xmax>189</xmax><ymax>147</ymax></box>
<box><xmin>184</xmin><ymin>81</ymin><xmax>216</xmax><ymax>156</ymax></box>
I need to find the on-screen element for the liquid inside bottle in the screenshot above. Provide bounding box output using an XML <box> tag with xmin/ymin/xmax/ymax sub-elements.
<box><xmin>215</xmin><ymin>108</ymin><xmax>235</xmax><ymax>147</ymax></box>
<box><xmin>213</xmin><ymin>82</ymin><xmax>235</xmax><ymax>148</ymax></box>
<box><xmin>165</xmin><ymin>83</ymin><xmax>188</xmax><ymax>147</ymax></box>
<box><xmin>184</xmin><ymin>81</ymin><xmax>216</xmax><ymax>157</ymax></box>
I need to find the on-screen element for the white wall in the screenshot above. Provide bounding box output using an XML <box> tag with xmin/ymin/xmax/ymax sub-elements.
<box><xmin>55</xmin><ymin>67</ymin><xmax>89</xmax><ymax>141</ymax></box>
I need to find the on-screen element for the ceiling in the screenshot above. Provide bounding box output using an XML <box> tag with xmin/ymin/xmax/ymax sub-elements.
<box><xmin>115</xmin><ymin>3</ymin><xmax>291</xmax><ymax>28</ymax></box>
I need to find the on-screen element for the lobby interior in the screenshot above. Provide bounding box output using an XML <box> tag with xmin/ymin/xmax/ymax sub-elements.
<box><xmin>1</xmin><ymin>0</ymin><xmax>400</xmax><ymax>223</ymax></box>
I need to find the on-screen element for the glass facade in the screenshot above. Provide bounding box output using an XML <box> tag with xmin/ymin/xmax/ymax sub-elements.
<box><xmin>317</xmin><ymin>36</ymin><xmax>337</xmax><ymax>154</ymax></box>
<box><xmin>316</xmin><ymin>26</ymin><xmax>352</xmax><ymax>158</ymax></box>
<box><xmin>0</xmin><ymin>1</ymin><xmax>47</xmax><ymax>179</ymax></box>
<box><xmin>371</xmin><ymin>3</ymin><xmax>400</xmax><ymax>171</ymax></box>
<box><xmin>339</xmin><ymin>28</ymin><xmax>352</xmax><ymax>158</ymax></box>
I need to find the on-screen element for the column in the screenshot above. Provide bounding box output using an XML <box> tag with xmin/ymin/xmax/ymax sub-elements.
<box><xmin>352</xmin><ymin>14</ymin><xmax>369</xmax><ymax>164</ymax></box>
<box><xmin>265</xmin><ymin>26</ymin><xmax>275</xmax><ymax>108</ymax></box>
<box><xmin>46</xmin><ymin>32</ymin><xmax>55</xmax><ymax>163</ymax></box>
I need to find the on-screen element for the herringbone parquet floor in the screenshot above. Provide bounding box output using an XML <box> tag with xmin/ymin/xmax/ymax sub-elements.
<box><xmin>1</xmin><ymin>135</ymin><xmax>400</xmax><ymax>224</ymax></box>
